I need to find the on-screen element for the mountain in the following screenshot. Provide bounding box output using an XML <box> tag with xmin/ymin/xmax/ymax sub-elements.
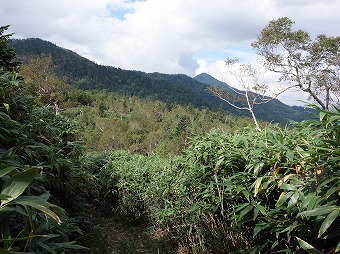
<box><xmin>195</xmin><ymin>73</ymin><xmax>231</xmax><ymax>90</ymax></box>
<box><xmin>9</xmin><ymin>38</ymin><xmax>313</xmax><ymax>124</ymax></box>
<box><xmin>195</xmin><ymin>73</ymin><xmax>316</xmax><ymax>123</ymax></box>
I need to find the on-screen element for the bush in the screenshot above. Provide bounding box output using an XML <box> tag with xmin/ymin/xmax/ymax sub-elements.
<box><xmin>0</xmin><ymin>27</ymin><xmax>85</xmax><ymax>252</ymax></box>
<box><xmin>100</xmin><ymin>108</ymin><xmax>339</xmax><ymax>253</ymax></box>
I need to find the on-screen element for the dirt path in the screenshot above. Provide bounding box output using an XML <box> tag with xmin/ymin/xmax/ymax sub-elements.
<box><xmin>84</xmin><ymin>216</ymin><xmax>178</xmax><ymax>254</ymax></box>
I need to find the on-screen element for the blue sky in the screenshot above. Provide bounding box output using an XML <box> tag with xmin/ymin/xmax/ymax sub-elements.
<box><xmin>107</xmin><ymin>7</ymin><xmax>130</xmax><ymax>21</ymax></box>
<box><xmin>0</xmin><ymin>0</ymin><xmax>339</xmax><ymax>105</ymax></box>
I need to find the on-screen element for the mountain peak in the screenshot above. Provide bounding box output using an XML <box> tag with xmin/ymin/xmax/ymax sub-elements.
<box><xmin>194</xmin><ymin>73</ymin><xmax>231</xmax><ymax>90</ymax></box>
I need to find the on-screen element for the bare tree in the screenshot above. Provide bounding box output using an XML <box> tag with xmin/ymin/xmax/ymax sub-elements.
<box><xmin>209</xmin><ymin>58</ymin><xmax>287</xmax><ymax>132</ymax></box>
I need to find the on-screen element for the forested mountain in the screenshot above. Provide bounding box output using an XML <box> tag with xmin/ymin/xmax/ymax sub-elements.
<box><xmin>195</xmin><ymin>72</ymin><xmax>232</xmax><ymax>90</ymax></box>
<box><xmin>9</xmin><ymin>38</ymin><xmax>313</xmax><ymax>123</ymax></box>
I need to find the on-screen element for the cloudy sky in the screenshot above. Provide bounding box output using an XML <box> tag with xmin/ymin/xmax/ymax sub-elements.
<box><xmin>1</xmin><ymin>0</ymin><xmax>339</xmax><ymax>105</ymax></box>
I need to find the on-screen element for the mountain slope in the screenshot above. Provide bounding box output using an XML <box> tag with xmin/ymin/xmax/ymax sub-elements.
<box><xmin>10</xmin><ymin>38</ymin><xmax>224</xmax><ymax>110</ymax></box>
<box><xmin>195</xmin><ymin>73</ymin><xmax>231</xmax><ymax>90</ymax></box>
<box><xmin>9</xmin><ymin>38</ymin><xmax>313</xmax><ymax>123</ymax></box>
<box><xmin>194</xmin><ymin>73</ymin><xmax>315</xmax><ymax>123</ymax></box>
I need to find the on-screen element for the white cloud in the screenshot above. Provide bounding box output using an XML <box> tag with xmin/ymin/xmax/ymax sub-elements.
<box><xmin>0</xmin><ymin>0</ymin><xmax>339</xmax><ymax>104</ymax></box>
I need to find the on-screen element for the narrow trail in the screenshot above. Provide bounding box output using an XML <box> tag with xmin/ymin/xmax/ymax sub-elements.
<box><xmin>85</xmin><ymin>216</ymin><xmax>178</xmax><ymax>254</ymax></box>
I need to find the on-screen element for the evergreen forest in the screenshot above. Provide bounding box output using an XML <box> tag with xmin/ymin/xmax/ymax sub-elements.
<box><xmin>0</xmin><ymin>24</ymin><xmax>339</xmax><ymax>254</ymax></box>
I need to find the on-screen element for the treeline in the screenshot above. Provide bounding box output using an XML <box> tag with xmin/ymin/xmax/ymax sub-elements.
<box><xmin>9</xmin><ymin>38</ymin><xmax>314</xmax><ymax>124</ymax></box>
<box><xmin>16</xmin><ymin>52</ymin><xmax>256</xmax><ymax>156</ymax></box>
<box><xmin>62</xmin><ymin>88</ymin><xmax>256</xmax><ymax>156</ymax></box>
<box><xmin>9</xmin><ymin>38</ymin><xmax>228</xmax><ymax>110</ymax></box>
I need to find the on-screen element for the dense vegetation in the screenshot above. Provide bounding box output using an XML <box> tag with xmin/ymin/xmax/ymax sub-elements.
<box><xmin>8</xmin><ymin>38</ymin><xmax>314</xmax><ymax>124</ymax></box>
<box><xmin>62</xmin><ymin>88</ymin><xmax>255</xmax><ymax>156</ymax></box>
<box><xmin>78</xmin><ymin>108</ymin><xmax>339</xmax><ymax>253</ymax></box>
<box><xmin>1</xmin><ymin>24</ymin><xmax>339</xmax><ymax>254</ymax></box>
<box><xmin>0</xmin><ymin>26</ymin><xmax>85</xmax><ymax>253</ymax></box>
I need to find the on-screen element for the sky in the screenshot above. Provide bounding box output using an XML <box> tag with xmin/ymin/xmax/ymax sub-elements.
<box><xmin>0</xmin><ymin>0</ymin><xmax>339</xmax><ymax>106</ymax></box>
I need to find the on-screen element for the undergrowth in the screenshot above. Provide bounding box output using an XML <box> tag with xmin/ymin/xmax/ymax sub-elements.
<box><xmin>79</xmin><ymin>107</ymin><xmax>339</xmax><ymax>253</ymax></box>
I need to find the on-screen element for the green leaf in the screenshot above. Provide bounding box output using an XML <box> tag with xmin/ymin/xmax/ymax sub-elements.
<box><xmin>234</xmin><ymin>202</ymin><xmax>251</xmax><ymax>213</ymax></box>
<box><xmin>253</xmin><ymin>207</ymin><xmax>259</xmax><ymax>221</ymax></box>
<box><xmin>286</xmin><ymin>150</ymin><xmax>295</xmax><ymax>161</ymax></box>
<box><xmin>275</xmin><ymin>249</ymin><xmax>294</xmax><ymax>253</ymax></box>
<box><xmin>14</xmin><ymin>196</ymin><xmax>62</xmax><ymax>224</ymax></box>
<box><xmin>253</xmin><ymin>222</ymin><xmax>271</xmax><ymax>237</ymax></box>
<box><xmin>276</xmin><ymin>191</ymin><xmax>294</xmax><ymax>207</ymax></box>
<box><xmin>287</xmin><ymin>192</ymin><xmax>299</xmax><ymax>211</ymax></box>
<box><xmin>325</xmin><ymin>186</ymin><xmax>338</xmax><ymax>199</ymax></box>
<box><xmin>300</xmin><ymin>193</ymin><xmax>318</xmax><ymax>211</ymax></box>
<box><xmin>318</xmin><ymin>210</ymin><xmax>339</xmax><ymax>237</ymax></box>
<box><xmin>0</xmin><ymin>166</ymin><xmax>16</xmax><ymax>178</ymax></box>
<box><xmin>271</xmin><ymin>240</ymin><xmax>279</xmax><ymax>250</ymax></box>
<box><xmin>51</xmin><ymin>241</ymin><xmax>88</xmax><ymax>250</ymax></box>
<box><xmin>242</xmin><ymin>190</ymin><xmax>250</xmax><ymax>202</ymax></box>
<box><xmin>256</xmin><ymin>204</ymin><xmax>267</xmax><ymax>216</ymax></box>
<box><xmin>296</xmin><ymin>237</ymin><xmax>323</xmax><ymax>254</ymax></box>
<box><xmin>280</xmin><ymin>183</ymin><xmax>297</xmax><ymax>191</ymax></box>
<box><xmin>249</xmin><ymin>245</ymin><xmax>261</xmax><ymax>254</ymax></box>
<box><xmin>238</xmin><ymin>204</ymin><xmax>253</xmax><ymax>220</ymax></box>
<box><xmin>299</xmin><ymin>206</ymin><xmax>338</xmax><ymax>217</ymax></box>
<box><xmin>0</xmin><ymin>194</ymin><xmax>11</xmax><ymax>201</ymax></box>
<box><xmin>38</xmin><ymin>241</ymin><xmax>58</xmax><ymax>254</ymax></box>
<box><xmin>0</xmin><ymin>234</ymin><xmax>49</xmax><ymax>242</ymax></box>
<box><xmin>319</xmin><ymin>111</ymin><xmax>327</xmax><ymax>121</ymax></box>
<box><xmin>0</xmin><ymin>168</ymin><xmax>39</xmax><ymax>206</ymax></box>
<box><xmin>336</xmin><ymin>241</ymin><xmax>340</xmax><ymax>252</ymax></box>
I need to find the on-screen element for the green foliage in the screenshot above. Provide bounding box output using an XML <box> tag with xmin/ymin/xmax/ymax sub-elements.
<box><xmin>0</xmin><ymin>26</ymin><xmax>20</xmax><ymax>71</ymax></box>
<box><xmin>103</xmin><ymin>151</ymin><xmax>167</xmax><ymax>219</ymax></box>
<box><xmin>19</xmin><ymin>54</ymin><xmax>70</xmax><ymax>109</ymax></box>
<box><xmin>68</xmin><ymin>152</ymin><xmax>119</xmax><ymax>215</ymax></box>
<box><xmin>252</xmin><ymin>17</ymin><xmax>340</xmax><ymax>110</ymax></box>
<box><xmin>0</xmin><ymin>31</ymin><xmax>84</xmax><ymax>252</ymax></box>
<box><xmin>9</xmin><ymin>38</ymin><xmax>314</xmax><ymax>124</ymax></box>
<box><xmin>61</xmin><ymin>89</ymin><xmax>253</xmax><ymax>156</ymax></box>
<box><xmin>93</xmin><ymin>107</ymin><xmax>339</xmax><ymax>253</ymax></box>
<box><xmin>3</xmin><ymin>21</ymin><xmax>337</xmax><ymax>254</ymax></box>
<box><xmin>181</xmin><ymin>109</ymin><xmax>339</xmax><ymax>253</ymax></box>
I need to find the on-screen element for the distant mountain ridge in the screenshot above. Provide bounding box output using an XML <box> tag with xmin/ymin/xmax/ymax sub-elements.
<box><xmin>9</xmin><ymin>38</ymin><xmax>313</xmax><ymax>124</ymax></box>
<box><xmin>195</xmin><ymin>73</ymin><xmax>231</xmax><ymax>90</ymax></box>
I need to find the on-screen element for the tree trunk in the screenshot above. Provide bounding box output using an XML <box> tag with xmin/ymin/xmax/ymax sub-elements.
<box><xmin>54</xmin><ymin>101</ymin><xmax>60</xmax><ymax>115</ymax></box>
<box><xmin>245</xmin><ymin>91</ymin><xmax>262</xmax><ymax>132</ymax></box>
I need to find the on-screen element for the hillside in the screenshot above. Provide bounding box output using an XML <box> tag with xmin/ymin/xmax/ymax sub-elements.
<box><xmin>9</xmin><ymin>38</ymin><xmax>313</xmax><ymax>124</ymax></box>
<box><xmin>195</xmin><ymin>73</ymin><xmax>232</xmax><ymax>90</ymax></box>
<box><xmin>61</xmin><ymin>89</ymin><xmax>257</xmax><ymax>155</ymax></box>
<box><xmin>194</xmin><ymin>73</ymin><xmax>315</xmax><ymax>124</ymax></box>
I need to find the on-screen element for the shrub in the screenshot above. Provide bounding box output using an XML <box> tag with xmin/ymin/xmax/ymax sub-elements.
<box><xmin>102</xmin><ymin>108</ymin><xmax>339</xmax><ymax>253</ymax></box>
<box><xmin>0</xmin><ymin>27</ymin><xmax>85</xmax><ymax>252</ymax></box>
